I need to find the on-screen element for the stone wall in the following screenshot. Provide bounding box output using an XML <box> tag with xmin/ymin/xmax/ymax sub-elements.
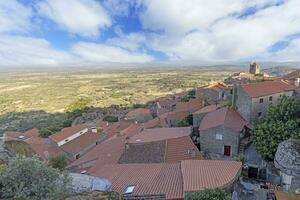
<box><xmin>199</xmin><ymin>126</ymin><xmax>240</xmax><ymax>157</ymax></box>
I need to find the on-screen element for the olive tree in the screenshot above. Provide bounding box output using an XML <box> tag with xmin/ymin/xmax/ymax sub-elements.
<box><xmin>0</xmin><ymin>155</ymin><xmax>70</xmax><ymax>200</ymax></box>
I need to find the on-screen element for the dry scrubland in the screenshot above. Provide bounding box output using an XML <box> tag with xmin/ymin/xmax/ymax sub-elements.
<box><xmin>0</xmin><ymin>68</ymin><xmax>235</xmax><ymax>115</ymax></box>
<box><xmin>0</xmin><ymin>67</ymin><xmax>235</xmax><ymax>134</ymax></box>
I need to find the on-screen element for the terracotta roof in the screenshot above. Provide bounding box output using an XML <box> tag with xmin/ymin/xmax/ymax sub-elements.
<box><xmin>167</xmin><ymin>110</ymin><xmax>189</xmax><ymax>121</ymax></box>
<box><xmin>283</xmin><ymin>69</ymin><xmax>300</xmax><ymax>81</ymax></box>
<box><xmin>208</xmin><ymin>82</ymin><xmax>228</xmax><ymax>92</ymax></box>
<box><xmin>194</xmin><ymin>105</ymin><xmax>220</xmax><ymax>114</ymax></box>
<box><xmin>128</xmin><ymin>127</ymin><xmax>191</xmax><ymax>144</ymax></box>
<box><xmin>199</xmin><ymin>107</ymin><xmax>249</xmax><ymax>131</ymax></box>
<box><xmin>4</xmin><ymin>128</ymin><xmax>40</xmax><ymax>141</ymax></box>
<box><xmin>119</xmin><ymin>124</ymin><xmax>143</xmax><ymax>138</ymax></box>
<box><xmin>165</xmin><ymin>136</ymin><xmax>204</xmax><ymax>162</ymax></box>
<box><xmin>91</xmin><ymin>163</ymin><xmax>183</xmax><ymax>199</ymax></box>
<box><xmin>181</xmin><ymin>160</ymin><xmax>242</xmax><ymax>192</ymax></box>
<box><xmin>67</xmin><ymin>136</ymin><xmax>125</xmax><ymax>169</ymax></box>
<box><xmin>175</xmin><ymin>99</ymin><xmax>203</xmax><ymax>113</ymax></box>
<box><xmin>25</xmin><ymin>137</ymin><xmax>62</xmax><ymax>160</ymax></box>
<box><xmin>126</xmin><ymin>108</ymin><xmax>151</xmax><ymax>117</ymax></box>
<box><xmin>92</xmin><ymin>160</ymin><xmax>241</xmax><ymax>199</ymax></box>
<box><xmin>49</xmin><ymin>124</ymin><xmax>87</xmax><ymax>143</ymax></box>
<box><xmin>241</xmin><ymin>80</ymin><xmax>296</xmax><ymax>98</ymax></box>
<box><xmin>60</xmin><ymin>132</ymin><xmax>103</xmax><ymax>155</ymax></box>
<box><xmin>104</xmin><ymin>121</ymin><xmax>132</xmax><ymax>139</ymax></box>
<box><xmin>143</xmin><ymin>118</ymin><xmax>161</xmax><ymax>129</ymax></box>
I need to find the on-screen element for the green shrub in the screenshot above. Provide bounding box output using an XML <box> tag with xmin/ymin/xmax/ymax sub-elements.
<box><xmin>103</xmin><ymin>115</ymin><xmax>119</xmax><ymax>122</ymax></box>
<box><xmin>185</xmin><ymin>189</ymin><xmax>231</xmax><ymax>200</ymax></box>
<box><xmin>49</xmin><ymin>154</ymin><xmax>68</xmax><ymax>170</ymax></box>
<box><xmin>0</xmin><ymin>155</ymin><xmax>70</xmax><ymax>200</ymax></box>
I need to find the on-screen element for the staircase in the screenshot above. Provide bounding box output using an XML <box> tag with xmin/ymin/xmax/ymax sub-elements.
<box><xmin>239</xmin><ymin>137</ymin><xmax>251</xmax><ymax>155</ymax></box>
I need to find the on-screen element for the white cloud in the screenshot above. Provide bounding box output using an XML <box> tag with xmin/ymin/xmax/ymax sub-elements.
<box><xmin>0</xmin><ymin>35</ymin><xmax>75</xmax><ymax>67</ymax></box>
<box><xmin>139</xmin><ymin>0</ymin><xmax>300</xmax><ymax>62</ymax></box>
<box><xmin>0</xmin><ymin>0</ymin><xmax>32</xmax><ymax>33</ymax></box>
<box><xmin>37</xmin><ymin>0</ymin><xmax>111</xmax><ymax>37</ymax></box>
<box><xmin>72</xmin><ymin>42</ymin><xmax>154</xmax><ymax>63</ymax></box>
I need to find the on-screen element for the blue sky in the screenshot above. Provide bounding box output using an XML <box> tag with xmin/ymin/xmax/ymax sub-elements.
<box><xmin>1</xmin><ymin>0</ymin><xmax>300</xmax><ymax>67</ymax></box>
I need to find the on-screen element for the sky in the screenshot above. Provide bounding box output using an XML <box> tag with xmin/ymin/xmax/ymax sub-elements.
<box><xmin>1</xmin><ymin>0</ymin><xmax>300</xmax><ymax>67</ymax></box>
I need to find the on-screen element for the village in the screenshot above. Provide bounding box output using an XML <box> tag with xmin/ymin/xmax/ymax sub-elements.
<box><xmin>2</xmin><ymin>63</ymin><xmax>300</xmax><ymax>200</ymax></box>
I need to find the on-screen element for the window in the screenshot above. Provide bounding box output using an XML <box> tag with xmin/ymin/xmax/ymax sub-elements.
<box><xmin>258</xmin><ymin>112</ymin><xmax>262</xmax><ymax>117</ymax></box>
<box><xmin>216</xmin><ymin>134</ymin><xmax>223</xmax><ymax>140</ymax></box>
<box><xmin>124</xmin><ymin>186</ymin><xmax>135</xmax><ymax>194</ymax></box>
<box><xmin>259</xmin><ymin>98</ymin><xmax>264</xmax><ymax>103</ymax></box>
<box><xmin>75</xmin><ymin>154</ymin><xmax>80</xmax><ymax>159</ymax></box>
<box><xmin>269</xmin><ymin>96</ymin><xmax>273</xmax><ymax>101</ymax></box>
<box><xmin>65</xmin><ymin>139</ymin><xmax>69</xmax><ymax>142</ymax></box>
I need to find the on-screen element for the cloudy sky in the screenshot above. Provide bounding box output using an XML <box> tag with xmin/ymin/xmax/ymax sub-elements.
<box><xmin>0</xmin><ymin>0</ymin><xmax>300</xmax><ymax>67</ymax></box>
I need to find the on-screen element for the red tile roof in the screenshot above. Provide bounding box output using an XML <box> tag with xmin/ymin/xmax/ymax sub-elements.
<box><xmin>165</xmin><ymin>136</ymin><xmax>204</xmax><ymax>162</ymax></box>
<box><xmin>207</xmin><ymin>82</ymin><xmax>228</xmax><ymax>92</ymax></box>
<box><xmin>67</xmin><ymin>136</ymin><xmax>125</xmax><ymax>169</ymax></box>
<box><xmin>175</xmin><ymin>99</ymin><xmax>203</xmax><ymax>113</ymax></box>
<box><xmin>104</xmin><ymin>121</ymin><xmax>132</xmax><ymax>139</ymax></box>
<box><xmin>60</xmin><ymin>131</ymin><xmax>103</xmax><ymax>155</ymax></box>
<box><xmin>167</xmin><ymin>110</ymin><xmax>189</xmax><ymax>121</ymax></box>
<box><xmin>128</xmin><ymin>127</ymin><xmax>191</xmax><ymax>144</ymax></box>
<box><xmin>241</xmin><ymin>80</ymin><xmax>296</xmax><ymax>98</ymax></box>
<box><xmin>181</xmin><ymin>160</ymin><xmax>242</xmax><ymax>192</ymax></box>
<box><xmin>4</xmin><ymin>128</ymin><xmax>40</xmax><ymax>141</ymax></box>
<box><xmin>91</xmin><ymin>163</ymin><xmax>183</xmax><ymax>199</ymax></box>
<box><xmin>92</xmin><ymin>160</ymin><xmax>241</xmax><ymax>199</ymax></box>
<box><xmin>199</xmin><ymin>107</ymin><xmax>249</xmax><ymax>131</ymax></box>
<box><xmin>49</xmin><ymin>124</ymin><xmax>87</xmax><ymax>143</ymax></box>
<box><xmin>25</xmin><ymin>137</ymin><xmax>62</xmax><ymax>160</ymax></box>
<box><xmin>119</xmin><ymin>124</ymin><xmax>143</xmax><ymax>138</ymax></box>
<box><xmin>143</xmin><ymin>118</ymin><xmax>161</xmax><ymax>129</ymax></box>
<box><xmin>194</xmin><ymin>105</ymin><xmax>220</xmax><ymax>114</ymax></box>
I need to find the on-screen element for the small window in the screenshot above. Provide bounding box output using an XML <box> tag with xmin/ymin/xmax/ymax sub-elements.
<box><xmin>65</xmin><ymin>139</ymin><xmax>69</xmax><ymax>142</ymax></box>
<box><xmin>124</xmin><ymin>186</ymin><xmax>135</xmax><ymax>194</ymax></box>
<box><xmin>75</xmin><ymin>154</ymin><xmax>80</xmax><ymax>159</ymax></box>
<box><xmin>258</xmin><ymin>112</ymin><xmax>262</xmax><ymax>117</ymax></box>
<box><xmin>259</xmin><ymin>98</ymin><xmax>264</xmax><ymax>103</ymax></box>
<box><xmin>230</xmin><ymin>89</ymin><xmax>233</xmax><ymax>95</ymax></box>
<box><xmin>269</xmin><ymin>96</ymin><xmax>273</xmax><ymax>101</ymax></box>
<box><xmin>216</xmin><ymin>134</ymin><xmax>223</xmax><ymax>140</ymax></box>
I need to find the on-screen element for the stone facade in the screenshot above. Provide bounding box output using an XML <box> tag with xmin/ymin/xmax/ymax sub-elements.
<box><xmin>193</xmin><ymin>112</ymin><xmax>207</xmax><ymax>128</ymax></box>
<box><xmin>199</xmin><ymin>126</ymin><xmax>241</xmax><ymax>157</ymax></box>
<box><xmin>249</xmin><ymin>63</ymin><xmax>261</xmax><ymax>75</ymax></box>
<box><xmin>235</xmin><ymin>85</ymin><xmax>294</xmax><ymax>124</ymax></box>
<box><xmin>274</xmin><ymin>139</ymin><xmax>300</xmax><ymax>192</ymax></box>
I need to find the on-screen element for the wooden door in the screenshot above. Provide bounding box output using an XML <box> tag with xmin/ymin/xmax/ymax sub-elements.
<box><xmin>224</xmin><ymin>145</ymin><xmax>231</xmax><ymax>156</ymax></box>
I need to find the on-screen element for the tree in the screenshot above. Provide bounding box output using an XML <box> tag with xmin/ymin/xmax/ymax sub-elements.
<box><xmin>252</xmin><ymin>96</ymin><xmax>300</xmax><ymax>160</ymax></box>
<box><xmin>49</xmin><ymin>154</ymin><xmax>68</xmax><ymax>170</ymax></box>
<box><xmin>0</xmin><ymin>155</ymin><xmax>70</xmax><ymax>200</ymax></box>
<box><xmin>184</xmin><ymin>189</ymin><xmax>231</xmax><ymax>200</ymax></box>
<box><xmin>186</xmin><ymin>114</ymin><xmax>193</xmax><ymax>125</ymax></box>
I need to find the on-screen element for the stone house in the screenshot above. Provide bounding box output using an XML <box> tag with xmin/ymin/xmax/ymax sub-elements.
<box><xmin>235</xmin><ymin>80</ymin><xmax>295</xmax><ymax>124</ymax></box>
<box><xmin>274</xmin><ymin>139</ymin><xmax>300</xmax><ymax>193</ymax></box>
<box><xmin>199</xmin><ymin>107</ymin><xmax>251</xmax><ymax>157</ymax></box>
<box><xmin>283</xmin><ymin>69</ymin><xmax>300</xmax><ymax>100</ymax></box>
<box><xmin>193</xmin><ymin>105</ymin><xmax>220</xmax><ymax>129</ymax></box>
<box><xmin>196</xmin><ymin>82</ymin><xmax>232</xmax><ymax>105</ymax></box>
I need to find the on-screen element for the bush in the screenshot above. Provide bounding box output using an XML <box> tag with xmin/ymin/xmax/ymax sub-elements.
<box><xmin>49</xmin><ymin>154</ymin><xmax>68</xmax><ymax>170</ymax></box>
<box><xmin>65</xmin><ymin>98</ymin><xmax>91</xmax><ymax>113</ymax></box>
<box><xmin>103</xmin><ymin>115</ymin><xmax>119</xmax><ymax>122</ymax></box>
<box><xmin>177</xmin><ymin>120</ymin><xmax>190</xmax><ymax>127</ymax></box>
<box><xmin>185</xmin><ymin>189</ymin><xmax>231</xmax><ymax>200</ymax></box>
<box><xmin>0</xmin><ymin>155</ymin><xmax>70</xmax><ymax>200</ymax></box>
<box><xmin>252</xmin><ymin>96</ymin><xmax>300</xmax><ymax>160</ymax></box>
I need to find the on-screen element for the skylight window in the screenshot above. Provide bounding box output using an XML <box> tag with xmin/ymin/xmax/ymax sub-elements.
<box><xmin>124</xmin><ymin>186</ymin><xmax>135</xmax><ymax>194</ymax></box>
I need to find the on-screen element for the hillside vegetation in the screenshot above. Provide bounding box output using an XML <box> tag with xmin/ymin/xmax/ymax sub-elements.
<box><xmin>0</xmin><ymin>68</ymin><xmax>235</xmax><ymax>134</ymax></box>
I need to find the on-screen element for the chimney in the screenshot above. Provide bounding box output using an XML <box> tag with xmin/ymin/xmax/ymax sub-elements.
<box><xmin>295</xmin><ymin>78</ymin><xmax>300</xmax><ymax>87</ymax></box>
<box><xmin>91</xmin><ymin>127</ymin><xmax>97</xmax><ymax>133</ymax></box>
